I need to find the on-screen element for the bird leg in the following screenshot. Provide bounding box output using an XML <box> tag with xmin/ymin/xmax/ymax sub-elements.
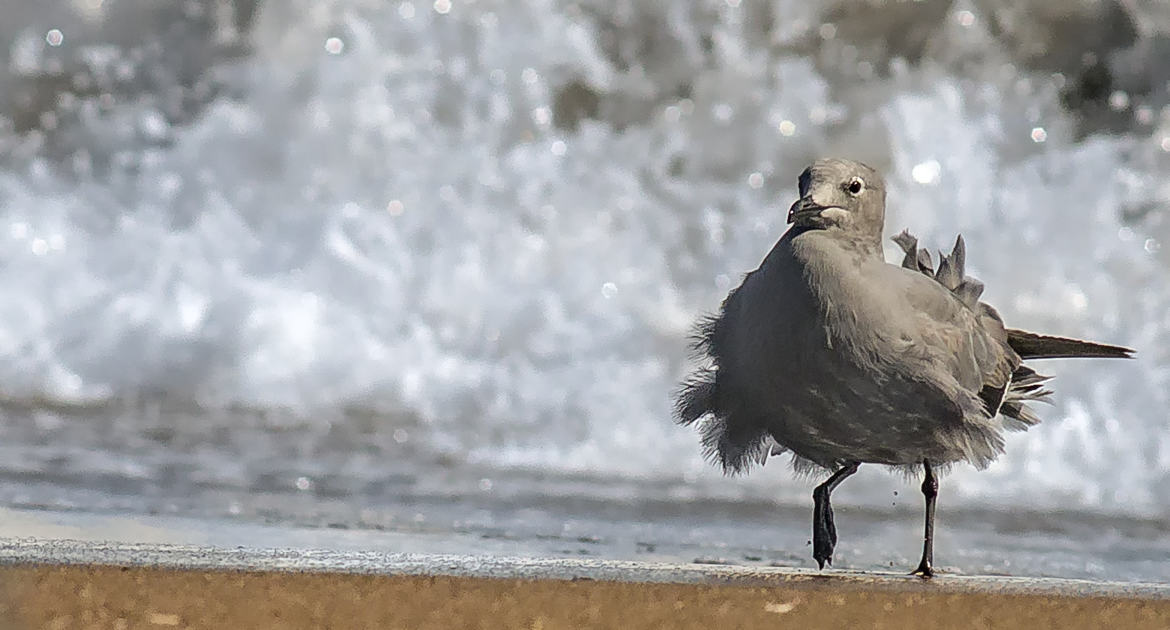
<box><xmin>811</xmin><ymin>461</ymin><xmax>860</xmax><ymax>569</ymax></box>
<box><xmin>912</xmin><ymin>459</ymin><xmax>938</xmax><ymax>578</ymax></box>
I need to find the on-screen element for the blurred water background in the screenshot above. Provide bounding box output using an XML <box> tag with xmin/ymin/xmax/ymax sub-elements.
<box><xmin>0</xmin><ymin>0</ymin><xmax>1168</xmax><ymax>580</ymax></box>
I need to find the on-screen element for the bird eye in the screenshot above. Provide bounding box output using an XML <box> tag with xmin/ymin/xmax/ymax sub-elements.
<box><xmin>847</xmin><ymin>177</ymin><xmax>865</xmax><ymax>195</ymax></box>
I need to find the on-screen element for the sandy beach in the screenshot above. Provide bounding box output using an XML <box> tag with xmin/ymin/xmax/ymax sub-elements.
<box><xmin>0</xmin><ymin>534</ymin><xmax>1167</xmax><ymax>630</ymax></box>
<box><xmin>2</xmin><ymin>562</ymin><xmax>1169</xmax><ymax>630</ymax></box>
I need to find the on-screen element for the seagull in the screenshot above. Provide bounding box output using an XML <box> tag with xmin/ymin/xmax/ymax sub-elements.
<box><xmin>674</xmin><ymin>158</ymin><xmax>1133</xmax><ymax>577</ymax></box>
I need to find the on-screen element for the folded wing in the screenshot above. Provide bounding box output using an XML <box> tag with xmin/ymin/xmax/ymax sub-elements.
<box><xmin>892</xmin><ymin>231</ymin><xmax>1050</xmax><ymax>427</ymax></box>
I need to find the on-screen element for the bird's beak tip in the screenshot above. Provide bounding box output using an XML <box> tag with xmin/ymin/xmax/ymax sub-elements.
<box><xmin>786</xmin><ymin>199</ymin><xmax>803</xmax><ymax>224</ymax></box>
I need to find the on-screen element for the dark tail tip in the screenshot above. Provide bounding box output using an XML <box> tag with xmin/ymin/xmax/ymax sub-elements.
<box><xmin>1006</xmin><ymin>329</ymin><xmax>1134</xmax><ymax>360</ymax></box>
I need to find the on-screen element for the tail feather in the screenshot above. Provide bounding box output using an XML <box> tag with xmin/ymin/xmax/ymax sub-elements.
<box><xmin>1006</xmin><ymin>329</ymin><xmax>1134</xmax><ymax>360</ymax></box>
<box><xmin>1000</xmin><ymin>400</ymin><xmax>1043</xmax><ymax>428</ymax></box>
<box><xmin>998</xmin><ymin>365</ymin><xmax>1052</xmax><ymax>430</ymax></box>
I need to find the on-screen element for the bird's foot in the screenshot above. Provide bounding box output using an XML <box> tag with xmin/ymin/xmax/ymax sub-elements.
<box><xmin>813</xmin><ymin>537</ymin><xmax>834</xmax><ymax>569</ymax></box>
<box><xmin>910</xmin><ymin>560</ymin><xmax>934</xmax><ymax>579</ymax></box>
<box><xmin>812</xmin><ymin>490</ymin><xmax>837</xmax><ymax>569</ymax></box>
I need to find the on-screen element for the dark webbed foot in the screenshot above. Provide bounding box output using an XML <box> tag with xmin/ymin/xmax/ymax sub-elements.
<box><xmin>810</xmin><ymin>461</ymin><xmax>859</xmax><ymax>570</ymax></box>
<box><xmin>911</xmin><ymin>560</ymin><xmax>934</xmax><ymax>579</ymax></box>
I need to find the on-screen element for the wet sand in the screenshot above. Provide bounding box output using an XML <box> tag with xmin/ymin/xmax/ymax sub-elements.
<box><xmin>2</xmin><ymin>563</ymin><xmax>1169</xmax><ymax>629</ymax></box>
<box><xmin>0</xmin><ymin>537</ymin><xmax>1168</xmax><ymax>629</ymax></box>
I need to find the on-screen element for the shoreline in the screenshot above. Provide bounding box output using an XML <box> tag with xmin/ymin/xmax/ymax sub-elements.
<box><xmin>1</xmin><ymin>537</ymin><xmax>1168</xmax><ymax>601</ymax></box>
<box><xmin>0</xmin><ymin>539</ymin><xmax>1168</xmax><ymax>629</ymax></box>
<box><xmin>0</xmin><ymin>506</ymin><xmax>1166</xmax><ymax>628</ymax></box>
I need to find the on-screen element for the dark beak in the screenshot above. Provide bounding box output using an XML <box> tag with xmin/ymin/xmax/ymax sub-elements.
<box><xmin>787</xmin><ymin>197</ymin><xmax>826</xmax><ymax>224</ymax></box>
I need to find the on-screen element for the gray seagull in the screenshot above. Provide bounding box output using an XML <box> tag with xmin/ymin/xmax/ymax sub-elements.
<box><xmin>675</xmin><ymin>158</ymin><xmax>1133</xmax><ymax>577</ymax></box>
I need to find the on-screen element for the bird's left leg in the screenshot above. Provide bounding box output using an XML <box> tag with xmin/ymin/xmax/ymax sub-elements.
<box><xmin>912</xmin><ymin>458</ymin><xmax>938</xmax><ymax>578</ymax></box>
<box><xmin>811</xmin><ymin>460</ymin><xmax>860</xmax><ymax>569</ymax></box>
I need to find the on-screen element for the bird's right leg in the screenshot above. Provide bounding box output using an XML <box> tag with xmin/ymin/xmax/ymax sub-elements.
<box><xmin>812</xmin><ymin>461</ymin><xmax>860</xmax><ymax>569</ymax></box>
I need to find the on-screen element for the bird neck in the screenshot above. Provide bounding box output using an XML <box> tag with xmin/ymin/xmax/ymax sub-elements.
<box><xmin>788</xmin><ymin>226</ymin><xmax>883</xmax><ymax>259</ymax></box>
<box><xmin>830</xmin><ymin>230</ymin><xmax>884</xmax><ymax>260</ymax></box>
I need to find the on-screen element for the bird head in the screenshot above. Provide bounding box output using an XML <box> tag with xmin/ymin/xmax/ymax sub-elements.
<box><xmin>787</xmin><ymin>158</ymin><xmax>886</xmax><ymax>240</ymax></box>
